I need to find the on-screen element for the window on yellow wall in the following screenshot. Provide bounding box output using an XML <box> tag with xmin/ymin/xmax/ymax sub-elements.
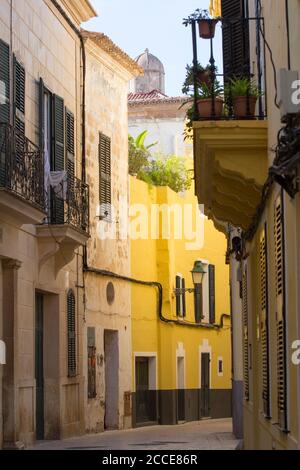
<box><xmin>175</xmin><ymin>275</ymin><xmax>186</xmax><ymax>317</ymax></box>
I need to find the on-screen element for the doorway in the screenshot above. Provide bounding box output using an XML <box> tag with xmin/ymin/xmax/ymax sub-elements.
<box><xmin>177</xmin><ymin>356</ymin><xmax>185</xmax><ymax>422</ymax></box>
<box><xmin>35</xmin><ymin>293</ymin><xmax>44</xmax><ymax>440</ymax></box>
<box><xmin>201</xmin><ymin>352</ymin><xmax>210</xmax><ymax>418</ymax></box>
<box><xmin>104</xmin><ymin>330</ymin><xmax>119</xmax><ymax>430</ymax></box>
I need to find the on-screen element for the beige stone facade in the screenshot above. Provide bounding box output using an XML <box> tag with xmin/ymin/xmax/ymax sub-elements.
<box><xmin>0</xmin><ymin>0</ymin><xmax>95</xmax><ymax>448</ymax></box>
<box><xmin>82</xmin><ymin>31</ymin><xmax>142</xmax><ymax>433</ymax></box>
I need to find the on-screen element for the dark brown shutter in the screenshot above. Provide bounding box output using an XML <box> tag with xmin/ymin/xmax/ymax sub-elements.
<box><xmin>66</xmin><ymin>109</ymin><xmax>75</xmax><ymax>184</ymax></box>
<box><xmin>176</xmin><ymin>275</ymin><xmax>181</xmax><ymax>316</ymax></box>
<box><xmin>39</xmin><ymin>78</ymin><xmax>45</xmax><ymax>150</ymax></box>
<box><xmin>260</xmin><ymin>225</ymin><xmax>271</xmax><ymax>418</ymax></box>
<box><xmin>274</xmin><ymin>195</ymin><xmax>288</xmax><ymax>431</ymax></box>
<box><xmin>99</xmin><ymin>132</ymin><xmax>111</xmax><ymax>220</ymax></box>
<box><xmin>0</xmin><ymin>39</ymin><xmax>10</xmax><ymax>124</ymax></box>
<box><xmin>87</xmin><ymin>327</ymin><xmax>96</xmax><ymax>399</ymax></box>
<box><xmin>67</xmin><ymin>290</ymin><xmax>76</xmax><ymax>377</ymax></box>
<box><xmin>242</xmin><ymin>267</ymin><xmax>249</xmax><ymax>401</ymax></box>
<box><xmin>194</xmin><ymin>284</ymin><xmax>203</xmax><ymax>323</ymax></box>
<box><xmin>209</xmin><ymin>265</ymin><xmax>216</xmax><ymax>324</ymax></box>
<box><xmin>221</xmin><ymin>0</ymin><xmax>250</xmax><ymax>80</ymax></box>
<box><xmin>182</xmin><ymin>278</ymin><xmax>186</xmax><ymax>317</ymax></box>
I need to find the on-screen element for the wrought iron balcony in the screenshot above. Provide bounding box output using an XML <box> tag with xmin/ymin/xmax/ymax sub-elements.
<box><xmin>48</xmin><ymin>174</ymin><xmax>89</xmax><ymax>234</ymax></box>
<box><xmin>0</xmin><ymin>122</ymin><xmax>44</xmax><ymax>210</ymax></box>
<box><xmin>184</xmin><ymin>16</ymin><xmax>267</xmax><ymax>121</ymax></box>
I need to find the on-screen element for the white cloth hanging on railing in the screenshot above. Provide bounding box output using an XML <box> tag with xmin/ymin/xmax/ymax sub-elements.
<box><xmin>49</xmin><ymin>170</ymin><xmax>67</xmax><ymax>200</ymax></box>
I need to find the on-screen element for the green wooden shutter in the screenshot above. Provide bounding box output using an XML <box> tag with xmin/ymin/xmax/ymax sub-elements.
<box><xmin>99</xmin><ymin>132</ymin><xmax>111</xmax><ymax>220</ymax></box>
<box><xmin>67</xmin><ymin>290</ymin><xmax>76</xmax><ymax>377</ymax></box>
<box><xmin>87</xmin><ymin>327</ymin><xmax>96</xmax><ymax>399</ymax></box>
<box><xmin>208</xmin><ymin>265</ymin><xmax>216</xmax><ymax>324</ymax></box>
<box><xmin>13</xmin><ymin>56</ymin><xmax>25</xmax><ymax>164</ymax></box>
<box><xmin>260</xmin><ymin>225</ymin><xmax>271</xmax><ymax>418</ymax></box>
<box><xmin>221</xmin><ymin>0</ymin><xmax>250</xmax><ymax>80</ymax></box>
<box><xmin>39</xmin><ymin>78</ymin><xmax>45</xmax><ymax>151</ymax></box>
<box><xmin>274</xmin><ymin>195</ymin><xmax>288</xmax><ymax>431</ymax></box>
<box><xmin>0</xmin><ymin>40</ymin><xmax>10</xmax><ymax>186</ymax></box>
<box><xmin>51</xmin><ymin>94</ymin><xmax>65</xmax><ymax>224</ymax></box>
<box><xmin>0</xmin><ymin>39</ymin><xmax>10</xmax><ymax>124</ymax></box>
<box><xmin>66</xmin><ymin>109</ymin><xmax>75</xmax><ymax>184</ymax></box>
<box><xmin>242</xmin><ymin>267</ymin><xmax>249</xmax><ymax>401</ymax></box>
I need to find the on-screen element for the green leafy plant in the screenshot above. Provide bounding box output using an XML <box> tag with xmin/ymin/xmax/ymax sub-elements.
<box><xmin>128</xmin><ymin>131</ymin><xmax>157</xmax><ymax>176</ymax></box>
<box><xmin>183</xmin><ymin>8</ymin><xmax>210</xmax><ymax>26</ymax></box>
<box><xmin>198</xmin><ymin>81</ymin><xmax>223</xmax><ymax>99</ymax></box>
<box><xmin>138</xmin><ymin>154</ymin><xmax>192</xmax><ymax>193</ymax></box>
<box><xmin>182</xmin><ymin>63</ymin><xmax>216</xmax><ymax>95</ymax></box>
<box><xmin>225</xmin><ymin>77</ymin><xmax>262</xmax><ymax>99</ymax></box>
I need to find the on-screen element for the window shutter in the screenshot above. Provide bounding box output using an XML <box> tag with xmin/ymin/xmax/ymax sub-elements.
<box><xmin>87</xmin><ymin>327</ymin><xmax>96</xmax><ymax>399</ymax></box>
<box><xmin>67</xmin><ymin>290</ymin><xmax>76</xmax><ymax>377</ymax></box>
<box><xmin>66</xmin><ymin>109</ymin><xmax>75</xmax><ymax>184</ymax></box>
<box><xmin>208</xmin><ymin>265</ymin><xmax>216</xmax><ymax>324</ymax></box>
<box><xmin>0</xmin><ymin>39</ymin><xmax>10</xmax><ymax>124</ymax></box>
<box><xmin>182</xmin><ymin>278</ymin><xmax>186</xmax><ymax>317</ymax></box>
<box><xmin>260</xmin><ymin>225</ymin><xmax>271</xmax><ymax>418</ymax></box>
<box><xmin>194</xmin><ymin>284</ymin><xmax>203</xmax><ymax>323</ymax></box>
<box><xmin>274</xmin><ymin>195</ymin><xmax>288</xmax><ymax>431</ymax></box>
<box><xmin>99</xmin><ymin>132</ymin><xmax>111</xmax><ymax>220</ymax></box>
<box><xmin>221</xmin><ymin>0</ymin><xmax>250</xmax><ymax>81</ymax></box>
<box><xmin>175</xmin><ymin>275</ymin><xmax>181</xmax><ymax>316</ymax></box>
<box><xmin>39</xmin><ymin>78</ymin><xmax>45</xmax><ymax>150</ymax></box>
<box><xmin>242</xmin><ymin>267</ymin><xmax>249</xmax><ymax>401</ymax></box>
<box><xmin>53</xmin><ymin>95</ymin><xmax>65</xmax><ymax>171</ymax></box>
<box><xmin>13</xmin><ymin>56</ymin><xmax>25</xmax><ymax>163</ymax></box>
<box><xmin>51</xmin><ymin>95</ymin><xmax>65</xmax><ymax>224</ymax></box>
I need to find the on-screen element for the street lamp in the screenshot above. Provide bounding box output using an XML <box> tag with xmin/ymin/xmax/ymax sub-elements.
<box><xmin>191</xmin><ymin>260</ymin><xmax>206</xmax><ymax>286</ymax></box>
<box><xmin>173</xmin><ymin>261</ymin><xmax>206</xmax><ymax>295</ymax></box>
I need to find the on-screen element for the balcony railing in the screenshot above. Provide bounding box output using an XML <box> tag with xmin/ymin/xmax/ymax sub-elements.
<box><xmin>185</xmin><ymin>16</ymin><xmax>267</xmax><ymax>121</ymax></box>
<box><xmin>0</xmin><ymin>123</ymin><xmax>44</xmax><ymax>210</ymax></box>
<box><xmin>49</xmin><ymin>174</ymin><xmax>89</xmax><ymax>234</ymax></box>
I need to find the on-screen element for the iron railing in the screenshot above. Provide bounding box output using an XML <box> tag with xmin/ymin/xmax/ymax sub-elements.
<box><xmin>185</xmin><ymin>17</ymin><xmax>267</xmax><ymax>121</ymax></box>
<box><xmin>0</xmin><ymin>122</ymin><xmax>44</xmax><ymax>210</ymax></box>
<box><xmin>49</xmin><ymin>174</ymin><xmax>89</xmax><ymax>234</ymax></box>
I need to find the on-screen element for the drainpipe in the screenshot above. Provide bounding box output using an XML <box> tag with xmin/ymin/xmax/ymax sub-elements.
<box><xmin>50</xmin><ymin>0</ymin><xmax>86</xmax><ymax>182</ymax></box>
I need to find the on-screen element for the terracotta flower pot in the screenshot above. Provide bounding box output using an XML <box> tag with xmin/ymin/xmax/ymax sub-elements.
<box><xmin>197</xmin><ymin>70</ymin><xmax>211</xmax><ymax>87</ymax></box>
<box><xmin>198</xmin><ymin>19</ymin><xmax>218</xmax><ymax>39</ymax></box>
<box><xmin>197</xmin><ymin>98</ymin><xmax>223</xmax><ymax>119</ymax></box>
<box><xmin>233</xmin><ymin>96</ymin><xmax>257</xmax><ymax>119</ymax></box>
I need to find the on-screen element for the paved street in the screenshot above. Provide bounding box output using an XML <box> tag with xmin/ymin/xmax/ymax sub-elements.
<box><xmin>29</xmin><ymin>418</ymin><xmax>238</xmax><ymax>451</ymax></box>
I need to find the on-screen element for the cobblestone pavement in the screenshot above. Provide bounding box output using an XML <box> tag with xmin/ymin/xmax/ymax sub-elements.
<box><xmin>29</xmin><ymin>418</ymin><xmax>238</xmax><ymax>451</ymax></box>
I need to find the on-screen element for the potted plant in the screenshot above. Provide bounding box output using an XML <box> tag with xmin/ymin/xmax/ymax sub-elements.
<box><xmin>183</xmin><ymin>9</ymin><xmax>219</xmax><ymax>39</ymax></box>
<box><xmin>182</xmin><ymin>63</ymin><xmax>216</xmax><ymax>95</ymax></box>
<box><xmin>197</xmin><ymin>81</ymin><xmax>224</xmax><ymax>119</ymax></box>
<box><xmin>226</xmin><ymin>77</ymin><xmax>262</xmax><ymax>119</ymax></box>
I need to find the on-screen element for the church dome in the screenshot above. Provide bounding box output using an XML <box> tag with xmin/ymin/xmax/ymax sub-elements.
<box><xmin>133</xmin><ymin>49</ymin><xmax>165</xmax><ymax>94</ymax></box>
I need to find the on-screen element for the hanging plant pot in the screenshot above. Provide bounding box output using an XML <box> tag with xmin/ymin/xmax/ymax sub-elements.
<box><xmin>198</xmin><ymin>19</ymin><xmax>218</xmax><ymax>39</ymax></box>
<box><xmin>233</xmin><ymin>96</ymin><xmax>257</xmax><ymax>119</ymax></box>
<box><xmin>197</xmin><ymin>98</ymin><xmax>223</xmax><ymax>119</ymax></box>
<box><xmin>197</xmin><ymin>70</ymin><xmax>211</xmax><ymax>87</ymax></box>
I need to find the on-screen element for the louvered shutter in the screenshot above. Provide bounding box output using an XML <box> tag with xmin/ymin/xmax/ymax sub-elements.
<box><xmin>67</xmin><ymin>290</ymin><xmax>76</xmax><ymax>377</ymax></box>
<box><xmin>221</xmin><ymin>0</ymin><xmax>250</xmax><ymax>80</ymax></box>
<box><xmin>194</xmin><ymin>284</ymin><xmax>203</xmax><ymax>323</ymax></box>
<box><xmin>260</xmin><ymin>225</ymin><xmax>271</xmax><ymax>418</ymax></box>
<box><xmin>0</xmin><ymin>40</ymin><xmax>10</xmax><ymax>186</ymax></box>
<box><xmin>66</xmin><ymin>109</ymin><xmax>75</xmax><ymax>185</ymax></box>
<box><xmin>39</xmin><ymin>78</ymin><xmax>45</xmax><ymax>151</ymax></box>
<box><xmin>51</xmin><ymin>95</ymin><xmax>65</xmax><ymax>224</ymax></box>
<box><xmin>274</xmin><ymin>195</ymin><xmax>288</xmax><ymax>431</ymax></box>
<box><xmin>182</xmin><ymin>278</ymin><xmax>186</xmax><ymax>317</ymax></box>
<box><xmin>13</xmin><ymin>56</ymin><xmax>25</xmax><ymax>164</ymax></box>
<box><xmin>242</xmin><ymin>267</ymin><xmax>249</xmax><ymax>401</ymax></box>
<box><xmin>99</xmin><ymin>133</ymin><xmax>111</xmax><ymax>220</ymax></box>
<box><xmin>0</xmin><ymin>39</ymin><xmax>10</xmax><ymax>124</ymax></box>
<box><xmin>176</xmin><ymin>275</ymin><xmax>181</xmax><ymax>316</ymax></box>
<box><xmin>209</xmin><ymin>265</ymin><xmax>216</xmax><ymax>324</ymax></box>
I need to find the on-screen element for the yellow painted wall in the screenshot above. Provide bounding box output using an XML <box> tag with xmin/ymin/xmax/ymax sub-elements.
<box><xmin>130</xmin><ymin>176</ymin><xmax>231</xmax><ymax>392</ymax></box>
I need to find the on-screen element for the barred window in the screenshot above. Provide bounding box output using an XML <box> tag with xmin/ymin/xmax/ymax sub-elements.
<box><xmin>67</xmin><ymin>289</ymin><xmax>76</xmax><ymax>377</ymax></box>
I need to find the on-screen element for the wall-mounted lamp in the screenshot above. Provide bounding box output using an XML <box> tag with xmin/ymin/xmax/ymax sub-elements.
<box><xmin>173</xmin><ymin>261</ymin><xmax>206</xmax><ymax>295</ymax></box>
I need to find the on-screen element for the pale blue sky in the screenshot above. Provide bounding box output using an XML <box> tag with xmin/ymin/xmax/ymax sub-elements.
<box><xmin>83</xmin><ymin>0</ymin><xmax>222</xmax><ymax>97</ymax></box>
